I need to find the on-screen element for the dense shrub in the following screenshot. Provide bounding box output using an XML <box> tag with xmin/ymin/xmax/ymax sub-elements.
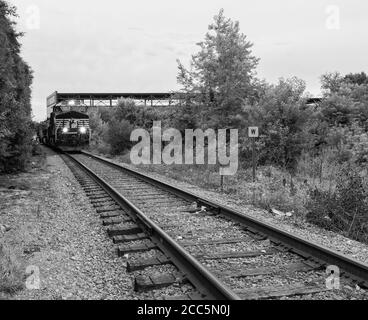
<box><xmin>306</xmin><ymin>168</ymin><xmax>368</xmax><ymax>243</ymax></box>
<box><xmin>104</xmin><ymin>119</ymin><xmax>133</xmax><ymax>155</ymax></box>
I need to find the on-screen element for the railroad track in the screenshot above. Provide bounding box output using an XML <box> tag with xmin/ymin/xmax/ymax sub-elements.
<box><xmin>60</xmin><ymin>150</ymin><xmax>368</xmax><ymax>300</ymax></box>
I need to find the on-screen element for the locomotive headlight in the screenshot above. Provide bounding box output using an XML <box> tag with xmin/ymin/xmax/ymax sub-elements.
<box><xmin>62</xmin><ymin>127</ymin><xmax>69</xmax><ymax>133</ymax></box>
<box><xmin>79</xmin><ymin>127</ymin><xmax>87</xmax><ymax>134</ymax></box>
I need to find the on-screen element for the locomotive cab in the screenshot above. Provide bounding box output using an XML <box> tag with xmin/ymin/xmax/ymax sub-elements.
<box><xmin>53</xmin><ymin>111</ymin><xmax>90</xmax><ymax>151</ymax></box>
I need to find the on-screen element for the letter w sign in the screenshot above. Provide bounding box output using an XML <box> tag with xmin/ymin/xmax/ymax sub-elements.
<box><xmin>248</xmin><ymin>127</ymin><xmax>259</xmax><ymax>138</ymax></box>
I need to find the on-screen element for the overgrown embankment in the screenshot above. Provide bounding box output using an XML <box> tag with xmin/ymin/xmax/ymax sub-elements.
<box><xmin>88</xmin><ymin>10</ymin><xmax>368</xmax><ymax>244</ymax></box>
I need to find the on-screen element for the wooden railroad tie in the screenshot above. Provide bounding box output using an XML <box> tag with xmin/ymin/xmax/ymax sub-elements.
<box><xmin>134</xmin><ymin>274</ymin><xmax>187</xmax><ymax>292</ymax></box>
<box><xmin>127</xmin><ymin>256</ymin><xmax>171</xmax><ymax>272</ymax></box>
<box><xmin>113</xmin><ymin>233</ymin><xmax>148</xmax><ymax>244</ymax></box>
<box><xmin>100</xmin><ymin>210</ymin><xmax>125</xmax><ymax>219</ymax></box>
<box><xmin>180</xmin><ymin>237</ymin><xmax>249</xmax><ymax>247</ymax></box>
<box><xmin>164</xmin><ymin>292</ymin><xmax>206</xmax><ymax>300</ymax></box>
<box><xmin>194</xmin><ymin>248</ymin><xmax>276</xmax><ymax>260</ymax></box>
<box><xmin>96</xmin><ymin>206</ymin><xmax>121</xmax><ymax>214</ymax></box>
<box><xmin>117</xmin><ymin>242</ymin><xmax>157</xmax><ymax>256</ymax></box>
<box><xmin>235</xmin><ymin>283</ymin><xmax>329</xmax><ymax>300</ymax></box>
<box><xmin>90</xmin><ymin>198</ymin><xmax>115</xmax><ymax>205</ymax></box>
<box><xmin>107</xmin><ymin>225</ymin><xmax>142</xmax><ymax>237</ymax></box>
<box><xmin>88</xmin><ymin>195</ymin><xmax>110</xmax><ymax>200</ymax></box>
<box><xmin>102</xmin><ymin>216</ymin><xmax>131</xmax><ymax>226</ymax></box>
<box><xmin>83</xmin><ymin>186</ymin><xmax>102</xmax><ymax>191</ymax></box>
<box><xmin>212</xmin><ymin>261</ymin><xmax>317</xmax><ymax>278</ymax></box>
<box><xmin>92</xmin><ymin>201</ymin><xmax>117</xmax><ymax>208</ymax></box>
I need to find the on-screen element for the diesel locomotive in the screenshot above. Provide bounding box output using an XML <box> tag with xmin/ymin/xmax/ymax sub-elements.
<box><xmin>40</xmin><ymin>92</ymin><xmax>91</xmax><ymax>152</ymax></box>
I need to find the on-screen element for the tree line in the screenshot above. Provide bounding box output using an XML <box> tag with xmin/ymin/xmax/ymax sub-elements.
<box><xmin>92</xmin><ymin>10</ymin><xmax>368</xmax><ymax>175</ymax></box>
<box><xmin>0</xmin><ymin>1</ymin><xmax>33</xmax><ymax>173</ymax></box>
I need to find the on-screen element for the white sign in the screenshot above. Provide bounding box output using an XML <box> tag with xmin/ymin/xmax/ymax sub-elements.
<box><xmin>248</xmin><ymin>127</ymin><xmax>259</xmax><ymax>138</ymax></box>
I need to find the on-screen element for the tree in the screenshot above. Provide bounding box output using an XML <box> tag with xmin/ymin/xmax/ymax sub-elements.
<box><xmin>311</xmin><ymin>71</ymin><xmax>368</xmax><ymax>169</ymax></box>
<box><xmin>344</xmin><ymin>72</ymin><xmax>368</xmax><ymax>86</ymax></box>
<box><xmin>0</xmin><ymin>1</ymin><xmax>33</xmax><ymax>172</ymax></box>
<box><xmin>177</xmin><ymin>9</ymin><xmax>259</xmax><ymax>130</ymax></box>
<box><xmin>321</xmin><ymin>72</ymin><xmax>343</xmax><ymax>94</ymax></box>
<box><xmin>244</xmin><ymin>77</ymin><xmax>310</xmax><ymax>171</ymax></box>
<box><xmin>318</xmin><ymin>71</ymin><xmax>368</xmax><ymax>129</ymax></box>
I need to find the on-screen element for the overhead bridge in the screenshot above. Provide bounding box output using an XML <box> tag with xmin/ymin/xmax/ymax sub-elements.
<box><xmin>47</xmin><ymin>91</ymin><xmax>323</xmax><ymax>118</ymax></box>
<box><xmin>47</xmin><ymin>91</ymin><xmax>183</xmax><ymax>118</ymax></box>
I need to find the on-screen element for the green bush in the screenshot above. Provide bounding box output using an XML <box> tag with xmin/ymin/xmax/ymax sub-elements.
<box><xmin>104</xmin><ymin>119</ymin><xmax>134</xmax><ymax>155</ymax></box>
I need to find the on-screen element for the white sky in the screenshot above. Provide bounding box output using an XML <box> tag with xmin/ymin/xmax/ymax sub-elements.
<box><xmin>9</xmin><ymin>0</ymin><xmax>368</xmax><ymax>121</ymax></box>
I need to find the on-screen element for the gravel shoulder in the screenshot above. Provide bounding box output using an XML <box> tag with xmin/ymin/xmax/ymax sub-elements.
<box><xmin>0</xmin><ymin>147</ymin><xmax>141</xmax><ymax>300</ymax></box>
<box><xmin>96</xmin><ymin>154</ymin><xmax>368</xmax><ymax>265</ymax></box>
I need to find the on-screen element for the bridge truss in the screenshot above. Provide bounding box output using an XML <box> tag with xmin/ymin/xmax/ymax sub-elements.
<box><xmin>47</xmin><ymin>92</ymin><xmax>183</xmax><ymax>118</ymax></box>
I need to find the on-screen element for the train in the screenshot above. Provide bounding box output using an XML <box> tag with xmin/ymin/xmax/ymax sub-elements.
<box><xmin>42</xmin><ymin>111</ymin><xmax>90</xmax><ymax>152</ymax></box>
<box><xmin>39</xmin><ymin>92</ymin><xmax>91</xmax><ymax>152</ymax></box>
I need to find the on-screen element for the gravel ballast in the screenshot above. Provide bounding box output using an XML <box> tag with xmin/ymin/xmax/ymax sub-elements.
<box><xmin>75</xmin><ymin>152</ymin><xmax>368</xmax><ymax>300</ymax></box>
<box><xmin>1</xmin><ymin>148</ymin><xmax>146</xmax><ymax>300</ymax></box>
<box><xmin>101</xmin><ymin>156</ymin><xmax>368</xmax><ymax>265</ymax></box>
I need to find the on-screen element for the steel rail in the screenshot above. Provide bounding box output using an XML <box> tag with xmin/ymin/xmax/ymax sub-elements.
<box><xmin>81</xmin><ymin>150</ymin><xmax>368</xmax><ymax>288</ymax></box>
<box><xmin>63</xmin><ymin>152</ymin><xmax>241</xmax><ymax>300</ymax></box>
